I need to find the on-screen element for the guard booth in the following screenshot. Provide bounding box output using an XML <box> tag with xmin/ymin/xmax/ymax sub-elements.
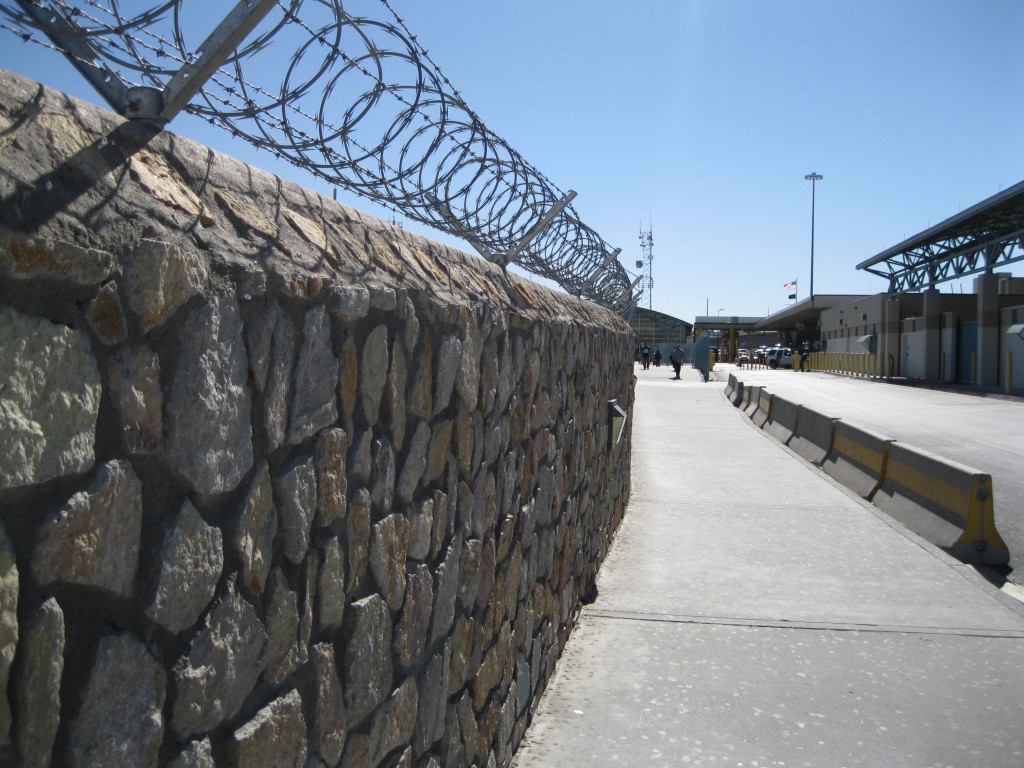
<box><xmin>693</xmin><ymin>334</ymin><xmax>710</xmax><ymax>381</ymax></box>
<box><xmin>692</xmin><ymin>315</ymin><xmax>767</xmax><ymax>363</ymax></box>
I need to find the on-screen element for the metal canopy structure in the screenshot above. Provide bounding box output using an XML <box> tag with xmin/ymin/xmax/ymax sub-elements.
<box><xmin>857</xmin><ymin>179</ymin><xmax>1024</xmax><ymax>294</ymax></box>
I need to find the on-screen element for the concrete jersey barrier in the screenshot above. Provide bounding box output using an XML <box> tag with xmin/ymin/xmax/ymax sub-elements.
<box><xmin>750</xmin><ymin>389</ymin><xmax>773</xmax><ymax>428</ymax></box>
<box><xmin>741</xmin><ymin>384</ymin><xmax>761</xmax><ymax>414</ymax></box>
<box><xmin>729</xmin><ymin>374</ymin><xmax>1010</xmax><ymax>568</ymax></box>
<box><xmin>788</xmin><ymin>405</ymin><xmax>837</xmax><ymax>466</ymax></box>
<box><xmin>762</xmin><ymin>395</ymin><xmax>799</xmax><ymax>445</ymax></box>
<box><xmin>822</xmin><ymin>421</ymin><xmax>892</xmax><ymax>499</ymax></box>
<box><xmin>729</xmin><ymin>377</ymin><xmax>745</xmax><ymax>407</ymax></box>
<box><xmin>872</xmin><ymin>441</ymin><xmax>1010</xmax><ymax>566</ymax></box>
<box><xmin>725</xmin><ymin>373</ymin><xmax>745</xmax><ymax>406</ymax></box>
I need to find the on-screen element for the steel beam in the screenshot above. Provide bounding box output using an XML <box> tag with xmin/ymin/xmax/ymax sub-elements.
<box><xmin>616</xmin><ymin>275</ymin><xmax>642</xmax><ymax>302</ymax></box>
<box><xmin>158</xmin><ymin>0</ymin><xmax>280</xmax><ymax>121</ymax></box>
<box><xmin>14</xmin><ymin>0</ymin><xmax>130</xmax><ymax>113</ymax></box>
<box><xmin>500</xmin><ymin>190</ymin><xmax>577</xmax><ymax>266</ymax></box>
<box><xmin>618</xmin><ymin>292</ymin><xmax>641</xmax><ymax>316</ymax></box>
<box><xmin>580</xmin><ymin>248</ymin><xmax>621</xmax><ymax>292</ymax></box>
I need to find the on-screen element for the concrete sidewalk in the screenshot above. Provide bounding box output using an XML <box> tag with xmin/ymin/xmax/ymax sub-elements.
<box><xmin>511</xmin><ymin>365</ymin><xmax>1024</xmax><ymax>767</ymax></box>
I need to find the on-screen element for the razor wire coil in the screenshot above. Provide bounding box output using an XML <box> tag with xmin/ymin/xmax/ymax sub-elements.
<box><xmin>0</xmin><ymin>0</ymin><xmax>633</xmax><ymax>308</ymax></box>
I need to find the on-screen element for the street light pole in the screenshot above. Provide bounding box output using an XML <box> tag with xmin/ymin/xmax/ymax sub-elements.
<box><xmin>804</xmin><ymin>172</ymin><xmax>823</xmax><ymax>298</ymax></box>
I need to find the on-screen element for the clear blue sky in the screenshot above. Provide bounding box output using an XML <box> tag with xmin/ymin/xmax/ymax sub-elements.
<box><xmin>2</xmin><ymin>0</ymin><xmax>1022</xmax><ymax>323</ymax></box>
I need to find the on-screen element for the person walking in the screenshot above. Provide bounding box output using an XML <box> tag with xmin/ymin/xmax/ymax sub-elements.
<box><xmin>669</xmin><ymin>344</ymin><xmax>684</xmax><ymax>379</ymax></box>
<box><xmin>652</xmin><ymin>348</ymin><xmax>662</xmax><ymax>367</ymax></box>
<box><xmin>640</xmin><ymin>343</ymin><xmax>652</xmax><ymax>370</ymax></box>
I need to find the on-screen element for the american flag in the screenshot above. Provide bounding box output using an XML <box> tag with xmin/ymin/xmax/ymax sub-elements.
<box><xmin>783</xmin><ymin>280</ymin><xmax>797</xmax><ymax>290</ymax></box>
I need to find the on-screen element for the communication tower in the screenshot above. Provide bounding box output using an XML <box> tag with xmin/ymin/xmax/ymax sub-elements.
<box><xmin>638</xmin><ymin>222</ymin><xmax>654</xmax><ymax>309</ymax></box>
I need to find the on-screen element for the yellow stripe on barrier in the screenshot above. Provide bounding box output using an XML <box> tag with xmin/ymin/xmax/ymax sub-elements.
<box><xmin>885</xmin><ymin>457</ymin><xmax>971</xmax><ymax>524</ymax></box>
<box><xmin>831</xmin><ymin>432</ymin><xmax>887</xmax><ymax>476</ymax></box>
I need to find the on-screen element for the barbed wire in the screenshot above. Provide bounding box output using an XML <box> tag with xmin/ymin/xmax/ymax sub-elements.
<box><xmin>0</xmin><ymin>0</ymin><xmax>633</xmax><ymax>309</ymax></box>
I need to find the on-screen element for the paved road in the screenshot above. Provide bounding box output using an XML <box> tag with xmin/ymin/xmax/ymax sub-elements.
<box><xmin>721</xmin><ymin>364</ymin><xmax>1024</xmax><ymax>584</ymax></box>
<box><xmin>511</xmin><ymin>364</ymin><xmax>1024</xmax><ymax>768</ymax></box>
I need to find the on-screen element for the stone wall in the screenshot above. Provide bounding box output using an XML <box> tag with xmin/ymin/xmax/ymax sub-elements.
<box><xmin>0</xmin><ymin>68</ymin><xmax>634</xmax><ymax>767</ymax></box>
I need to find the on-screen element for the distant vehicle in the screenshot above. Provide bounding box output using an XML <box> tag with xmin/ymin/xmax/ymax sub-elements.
<box><xmin>737</xmin><ymin>348</ymin><xmax>750</xmax><ymax>364</ymax></box>
<box><xmin>767</xmin><ymin>347</ymin><xmax>793</xmax><ymax>369</ymax></box>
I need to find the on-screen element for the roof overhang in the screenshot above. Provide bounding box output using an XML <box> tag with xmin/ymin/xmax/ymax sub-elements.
<box><xmin>753</xmin><ymin>295</ymin><xmax>865</xmax><ymax>331</ymax></box>
<box><xmin>692</xmin><ymin>315</ymin><xmax>763</xmax><ymax>331</ymax></box>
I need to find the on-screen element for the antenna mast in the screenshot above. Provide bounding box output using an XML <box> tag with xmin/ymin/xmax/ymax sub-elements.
<box><xmin>638</xmin><ymin>220</ymin><xmax>654</xmax><ymax>309</ymax></box>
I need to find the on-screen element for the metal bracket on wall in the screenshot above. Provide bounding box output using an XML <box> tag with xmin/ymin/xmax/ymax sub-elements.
<box><xmin>15</xmin><ymin>0</ymin><xmax>278</xmax><ymax>121</ymax></box>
